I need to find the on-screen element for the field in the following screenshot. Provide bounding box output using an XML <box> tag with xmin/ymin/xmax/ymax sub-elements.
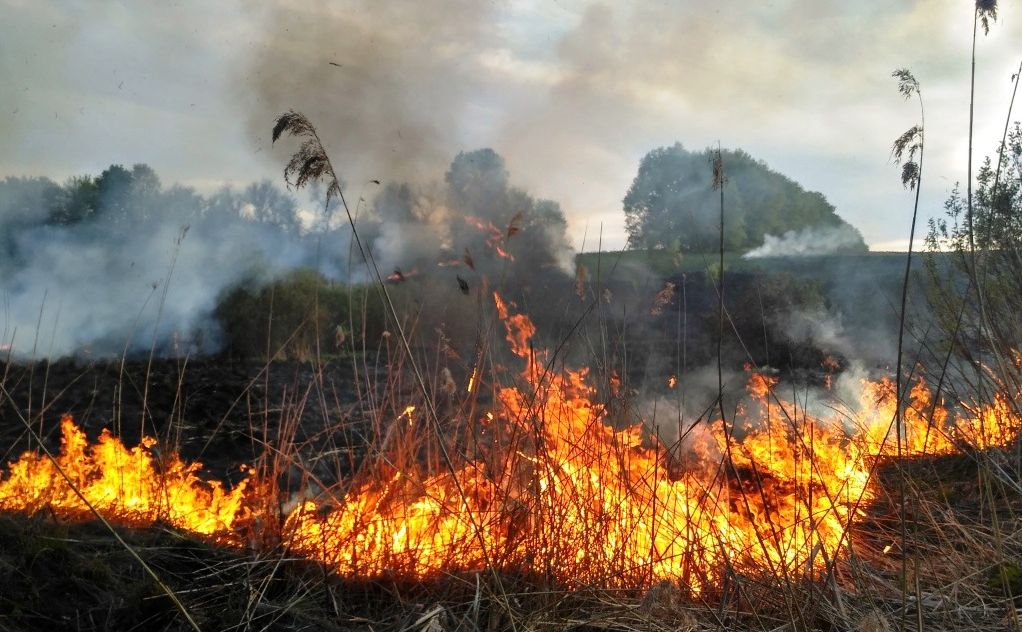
<box><xmin>2</xmin><ymin>259</ymin><xmax>1022</xmax><ymax>631</ymax></box>
<box><xmin>2</xmin><ymin>4</ymin><xmax>1021</xmax><ymax>629</ymax></box>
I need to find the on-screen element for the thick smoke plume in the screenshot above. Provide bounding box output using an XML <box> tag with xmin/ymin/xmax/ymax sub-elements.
<box><xmin>0</xmin><ymin>172</ymin><xmax>347</xmax><ymax>359</ymax></box>
<box><xmin>246</xmin><ymin>1</ymin><xmax>498</xmax><ymax>187</ymax></box>
<box><xmin>743</xmin><ymin>225</ymin><xmax>868</xmax><ymax>258</ymax></box>
<box><xmin>0</xmin><ymin>147</ymin><xmax>574</xmax><ymax>360</ymax></box>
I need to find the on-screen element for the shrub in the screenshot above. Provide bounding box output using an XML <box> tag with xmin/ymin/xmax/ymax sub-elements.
<box><xmin>214</xmin><ymin>269</ymin><xmax>388</xmax><ymax>361</ymax></box>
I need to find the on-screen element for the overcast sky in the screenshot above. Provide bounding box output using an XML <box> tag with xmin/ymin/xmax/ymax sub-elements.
<box><xmin>2</xmin><ymin>0</ymin><xmax>1020</xmax><ymax>251</ymax></box>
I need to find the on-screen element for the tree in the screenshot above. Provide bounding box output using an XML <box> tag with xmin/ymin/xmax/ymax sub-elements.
<box><xmin>0</xmin><ymin>176</ymin><xmax>62</xmax><ymax>226</ymax></box>
<box><xmin>92</xmin><ymin>163</ymin><xmax>162</xmax><ymax>225</ymax></box>
<box><xmin>925</xmin><ymin>122</ymin><xmax>1022</xmax><ymax>413</ymax></box>
<box><xmin>357</xmin><ymin>148</ymin><xmax>574</xmax><ymax>281</ymax></box>
<box><xmin>444</xmin><ymin>148</ymin><xmax>572</xmax><ymax>276</ymax></box>
<box><xmin>623</xmin><ymin>143</ymin><xmax>866</xmax><ymax>254</ymax></box>
<box><xmin>0</xmin><ymin>176</ymin><xmax>63</xmax><ymax>265</ymax></box>
<box><xmin>49</xmin><ymin>175</ymin><xmax>99</xmax><ymax>225</ymax></box>
<box><xmin>242</xmin><ymin>180</ymin><xmax>302</xmax><ymax>233</ymax></box>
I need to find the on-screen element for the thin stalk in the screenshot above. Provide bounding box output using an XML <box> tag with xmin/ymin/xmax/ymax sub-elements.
<box><xmin>0</xmin><ymin>382</ymin><xmax>203</xmax><ymax>632</ymax></box>
<box><xmin>967</xmin><ymin>7</ymin><xmax>978</xmax><ymax>263</ymax></box>
<box><xmin>274</xmin><ymin>116</ymin><xmax>518</xmax><ymax>630</ymax></box>
<box><xmin>895</xmin><ymin>95</ymin><xmax>924</xmax><ymax>632</ymax></box>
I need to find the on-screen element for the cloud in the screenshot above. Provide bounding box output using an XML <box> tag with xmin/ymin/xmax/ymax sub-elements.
<box><xmin>4</xmin><ymin>0</ymin><xmax>1022</xmax><ymax>253</ymax></box>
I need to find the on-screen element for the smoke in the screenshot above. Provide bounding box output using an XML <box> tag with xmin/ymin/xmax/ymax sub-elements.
<box><xmin>744</xmin><ymin>225</ymin><xmax>868</xmax><ymax>258</ymax></box>
<box><xmin>243</xmin><ymin>0</ymin><xmax>498</xmax><ymax>187</ymax></box>
<box><xmin>363</xmin><ymin>149</ymin><xmax>574</xmax><ymax>281</ymax></box>
<box><xmin>0</xmin><ymin>174</ymin><xmax>348</xmax><ymax>359</ymax></box>
<box><xmin>0</xmin><ymin>146</ymin><xmax>575</xmax><ymax>360</ymax></box>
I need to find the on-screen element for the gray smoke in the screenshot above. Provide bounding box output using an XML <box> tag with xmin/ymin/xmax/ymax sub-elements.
<box><xmin>744</xmin><ymin>225</ymin><xmax>868</xmax><ymax>258</ymax></box>
<box><xmin>363</xmin><ymin>149</ymin><xmax>574</xmax><ymax>280</ymax></box>
<box><xmin>244</xmin><ymin>0</ymin><xmax>498</xmax><ymax>187</ymax></box>
<box><xmin>0</xmin><ymin>174</ymin><xmax>347</xmax><ymax>359</ymax></box>
<box><xmin>0</xmin><ymin>147</ymin><xmax>575</xmax><ymax>360</ymax></box>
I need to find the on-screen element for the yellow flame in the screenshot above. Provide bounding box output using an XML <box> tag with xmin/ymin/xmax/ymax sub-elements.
<box><xmin>0</xmin><ymin>296</ymin><xmax>1018</xmax><ymax>592</ymax></box>
<box><xmin>0</xmin><ymin>415</ymin><xmax>250</xmax><ymax>539</ymax></box>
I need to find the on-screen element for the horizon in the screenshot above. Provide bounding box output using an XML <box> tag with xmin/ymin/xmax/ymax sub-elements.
<box><xmin>3</xmin><ymin>1</ymin><xmax>1021</xmax><ymax>252</ymax></box>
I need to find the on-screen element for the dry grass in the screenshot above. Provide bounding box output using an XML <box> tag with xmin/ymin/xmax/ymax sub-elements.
<box><xmin>4</xmin><ymin>300</ymin><xmax>1022</xmax><ymax>631</ymax></box>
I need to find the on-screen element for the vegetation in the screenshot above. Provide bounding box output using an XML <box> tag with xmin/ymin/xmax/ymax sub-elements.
<box><xmin>623</xmin><ymin>143</ymin><xmax>867</xmax><ymax>254</ymax></box>
<box><xmin>926</xmin><ymin>120</ymin><xmax>1022</xmax><ymax>404</ymax></box>
<box><xmin>214</xmin><ymin>269</ymin><xmax>388</xmax><ymax>361</ymax></box>
<box><xmin>4</xmin><ymin>4</ymin><xmax>1022</xmax><ymax>632</ymax></box>
<box><xmin>0</xmin><ymin>166</ymin><xmax>304</xmax><ymax>232</ymax></box>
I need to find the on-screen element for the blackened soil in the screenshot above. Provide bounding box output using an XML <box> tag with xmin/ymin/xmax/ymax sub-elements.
<box><xmin>0</xmin><ymin>356</ymin><xmax>386</xmax><ymax>487</ymax></box>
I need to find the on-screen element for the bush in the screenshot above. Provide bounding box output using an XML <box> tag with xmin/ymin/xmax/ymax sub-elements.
<box><xmin>214</xmin><ymin>269</ymin><xmax>388</xmax><ymax>361</ymax></box>
<box><xmin>925</xmin><ymin>122</ymin><xmax>1022</xmax><ymax>407</ymax></box>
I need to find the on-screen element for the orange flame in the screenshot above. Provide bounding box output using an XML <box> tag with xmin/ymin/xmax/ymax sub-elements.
<box><xmin>1</xmin><ymin>298</ymin><xmax>1018</xmax><ymax>592</ymax></box>
<box><xmin>465</xmin><ymin>216</ymin><xmax>515</xmax><ymax>261</ymax></box>
<box><xmin>0</xmin><ymin>415</ymin><xmax>249</xmax><ymax>539</ymax></box>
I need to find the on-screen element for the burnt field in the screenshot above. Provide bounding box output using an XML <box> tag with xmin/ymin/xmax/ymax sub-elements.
<box><xmin>0</xmin><ymin>358</ymin><xmax>378</xmax><ymax>488</ymax></box>
<box><xmin>1</xmin><ymin>250</ymin><xmax>1004</xmax><ymax>632</ymax></box>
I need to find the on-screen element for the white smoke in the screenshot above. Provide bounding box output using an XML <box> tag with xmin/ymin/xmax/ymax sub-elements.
<box><xmin>743</xmin><ymin>225</ymin><xmax>867</xmax><ymax>258</ymax></box>
<box><xmin>0</xmin><ymin>148</ymin><xmax>575</xmax><ymax>360</ymax></box>
<box><xmin>0</xmin><ymin>186</ymin><xmax>348</xmax><ymax>359</ymax></box>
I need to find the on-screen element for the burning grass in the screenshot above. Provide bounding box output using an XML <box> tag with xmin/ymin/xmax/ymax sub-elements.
<box><xmin>2</xmin><ymin>295</ymin><xmax>1022</xmax><ymax>630</ymax></box>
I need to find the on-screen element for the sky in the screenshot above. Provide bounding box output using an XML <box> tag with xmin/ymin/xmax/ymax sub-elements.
<box><xmin>2</xmin><ymin>0</ymin><xmax>1020</xmax><ymax>252</ymax></box>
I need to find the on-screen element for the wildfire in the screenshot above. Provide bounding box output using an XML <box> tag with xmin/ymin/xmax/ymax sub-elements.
<box><xmin>465</xmin><ymin>215</ymin><xmax>515</xmax><ymax>261</ymax></box>
<box><xmin>0</xmin><ymin>297</ymin><xmax>1018</xmax><ymax>593</ymax></box>
<box><xmin>386</xmin><ymin>267</ymin><xmax>419</xmax><ymax>283</ymax></box>
<box><xmin>0</xmin><ymin>416</ymin><xmax>250</xmax><ymax>539</ymax></box>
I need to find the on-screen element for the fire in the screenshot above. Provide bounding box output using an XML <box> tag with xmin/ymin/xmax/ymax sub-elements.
<box><xmin>386</xmin><ymin>267</ymin><xmax>419</xmax><ymax>283</ymax></box>
<box><xmin>465</xmin><ymin>215</ymin><xmax>515</xmax><ymax>261</ymax></box>
<box><xmin>0</xmin><ymin>415</ymin><xmax>249</xmax><ymax>539</ymax></box>
<box><xmin>0</xmin><ymin>297</ymin><xmax>1019</xmax><ymax>593</ymax></box>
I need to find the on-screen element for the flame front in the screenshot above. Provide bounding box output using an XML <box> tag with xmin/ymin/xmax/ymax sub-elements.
<box><xmin>1</xmin><ymin>297</ymin><xmax>1017</xmax><ymax>592</ymax></box>
<box><xmin>0</xmin><ymin>416</ymin><xmax>249</xmax><ymax>538</ymax></box>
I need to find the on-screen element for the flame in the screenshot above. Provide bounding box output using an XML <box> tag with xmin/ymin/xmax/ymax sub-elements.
<box><xmin>386</xmin><ymin>268</ymin><xmax>419</xmax><ymax>283</ymax></box>
<box><xmin>465</xmin><ymin>216</ymin><xmax>515</xmax><ymax>261</ymax></box>
<box><xmin>0</xmin><ymin>415</ymin><xmax>249</xmax><ymax>539</ymax></box>
<box><xmin>1</xmin><ymin>298</ymin><xmax>1019</xmax><ymax>593</ymax></box>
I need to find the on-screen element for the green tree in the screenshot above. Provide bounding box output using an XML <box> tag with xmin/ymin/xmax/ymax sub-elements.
<box><xmin>91</xmin><ymin>163</ymin><xmax>162</xmax><ymax>224</ymax></box>
<box><xmin>926</xmin><ymin>122</ymin><xmax>1022</xmax><ymax>410</ymax></box>
<box><xmin>242</xmin><ymin>180</ymin><xmax>302</xmax><ymax>233</ymax></box>
<box><xmin>623</xmin><ymin>143</ymin><xmax>866</xmax><ymax>254</ymax></box>
<box><xmin>0</xmin><ymin>176</ymin><xmax>63</xmax><ymax>264</ymax></box>
<box><xmin>47</xmin><ymin>175</ymin><xmax>99</xmax><ymax>225</ymax></box>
